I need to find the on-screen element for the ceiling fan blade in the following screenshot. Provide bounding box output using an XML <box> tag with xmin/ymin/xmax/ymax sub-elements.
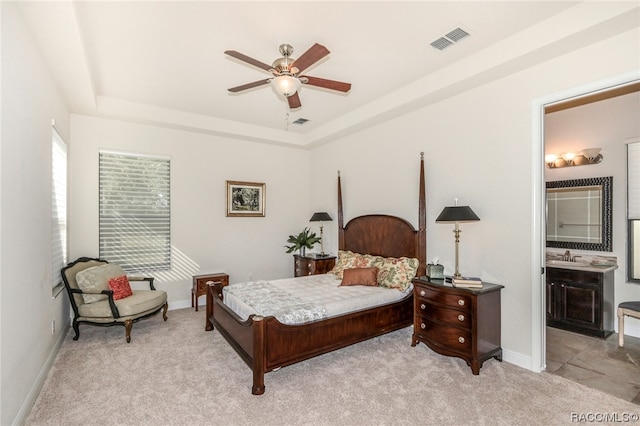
<box><xmin>287</xmin><ymin>92</ymin><xmax>302</xmax><ymax>109</ymax></box>
<box><xmin>291</xmin><ymin>43</ymin><xmax>330</xmax><ymax>74</ymax></box>
<box><xmin>227</xmin><ymin>79</ymin><xmax>271</xmax><ymax>93</ymax></box>
<box><xmin>224</xmin><ymin>50</ymin><xmax>273</xmax><ymax>72</ymax></box>
<box><xmin>300</xmin><ymin>76</ymin><xmax>351</xmax><ymax>93</ymax></box>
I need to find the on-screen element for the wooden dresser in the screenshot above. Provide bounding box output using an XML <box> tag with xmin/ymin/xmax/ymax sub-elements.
<box><xmin>411</xmin><ymin>277</ymin><xmax>503</xmax><ymax>375</ymax></box>
<box><xmin>293</xmin><ymin>254</ymin><xmax>336</xmax><ymax>277</ymax></box>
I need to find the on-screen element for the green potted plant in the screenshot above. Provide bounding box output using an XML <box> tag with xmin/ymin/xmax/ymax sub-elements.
<box><xmin>284</xmin><ymin>227</ymin><xmax>321</xmax><ymax>257</ymax></box>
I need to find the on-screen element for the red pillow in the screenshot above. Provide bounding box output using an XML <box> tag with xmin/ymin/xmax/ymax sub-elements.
<box><xmin>108</xmin><ymin>275</ymin><xmax>133</xmax><ymax>300</ymax></box>
<box><xmin>340</xmin><ymin>267</ymin><xmax>379</xmax><ymax>287</ymax></box>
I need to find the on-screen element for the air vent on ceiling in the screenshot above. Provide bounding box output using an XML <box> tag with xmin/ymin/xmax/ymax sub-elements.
<box><xmin>292</xmin><ymin>118</ymin><xmax>309</xmax><ymax>125</ymax></box>
<box><xmin>430</xmin><ymin>27</ymin><xmax>470</xmax><ymax>51</ymax></box>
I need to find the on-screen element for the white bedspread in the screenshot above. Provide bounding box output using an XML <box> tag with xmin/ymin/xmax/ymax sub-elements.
<box><xmin>222</xmin><ymin>274</ymin><xmax>412</xmax><ymax>325</ymax></box>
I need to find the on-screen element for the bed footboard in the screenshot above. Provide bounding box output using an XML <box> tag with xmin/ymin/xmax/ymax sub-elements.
<box><xmin>206</xmin><ymin>281</ymin><xmax>267</xmax><ymax>394</ymax></box>
<box><xmin>206</xmin><ymin>281</ymin><xmax>413</xmax><ymax>395</ymax></box>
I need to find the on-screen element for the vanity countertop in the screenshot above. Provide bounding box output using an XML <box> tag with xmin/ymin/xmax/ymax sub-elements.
<box><xmin>545</xmin><ymin>262</ymin><xmax>618</xmax><ymax>273</ymax></box>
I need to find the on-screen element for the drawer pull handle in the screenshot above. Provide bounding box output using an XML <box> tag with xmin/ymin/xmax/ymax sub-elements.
<box><xmin>457</xmin><ymin>314</ymin><xmax>465</xmax><ymax>322</ymax></box>
<box><xmin>458</xmin><ymin>299</ymin><xmax>465</xmax><ymax>306</ymax></box>
<box><xmin>458</xmin><ymin>336</ymin><xmax>465</xmax><ymax>344</ymax></box>
<box><xmin>420</xmin><ymin>304</ymin><xmax>426</xmax><ymax>310</ymax></box>
<box><xmin>420</xmin><ymin>323</ymin><xmax>426</xmax><ymax>330</ymax></box>
<box><xmin>420</xmin><ymin>290</ymin><xmax>426</xmax><ymax>297</ymax></box>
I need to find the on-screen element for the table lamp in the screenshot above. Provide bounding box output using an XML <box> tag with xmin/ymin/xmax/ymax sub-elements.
<box><xmin>436</xmin><ymin>204</ymin><xmax>480</xmax><ymax>278</ymax></box>
<box><xmin>309</xmin><ymin>212</ymin><xmax>332</xmax><ymax>257</ymax></box>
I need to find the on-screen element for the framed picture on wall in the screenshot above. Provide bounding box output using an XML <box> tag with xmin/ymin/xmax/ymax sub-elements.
<box><xmin>226</xmin><ymin>180</ymin><xmax>266</xmax><ymax>217</ymax></box>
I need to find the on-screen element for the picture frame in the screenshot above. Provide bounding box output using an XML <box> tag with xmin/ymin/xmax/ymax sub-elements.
<box><xmin>226</xmin><ymin>180</ymin><xmax>266</xmax><ymax>217</ymax></box>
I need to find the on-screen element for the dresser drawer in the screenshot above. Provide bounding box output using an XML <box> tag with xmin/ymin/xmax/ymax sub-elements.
<box><xmin>415</xmin><ymin>286</ymin><xmax>472</xmax><ymax>312</ymax></box>
<box><xmin>416</xmin><ymin>301</ymin><xmax>472</xmax><ymax>329</ymax></box>
<box><xmin>295</xmin><ymin>264</ymin><xmax>312</xmax><ymax>276</ymax></box>
<box><xmin>293</xmin><ymin>255</ymin><xmax>336</xmax><ymax>277</ymax></box>
<box><xmin>415</xmin><ymin>318</ymin><xmax>472</xmax><ymax>354</ymax></box>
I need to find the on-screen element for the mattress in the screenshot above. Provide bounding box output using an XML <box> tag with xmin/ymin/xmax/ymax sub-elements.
<box><xmin>223</xmin><ymin>273</ymin><xmax>412</xmax><ymax>325</ymax></box>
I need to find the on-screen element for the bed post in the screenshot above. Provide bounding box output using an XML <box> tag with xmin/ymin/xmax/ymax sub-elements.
<box><xmin>252</xmin><ymin>316</ymin><xmax>266</xmax><ymax>395</ymax></box>
<box><xmin>338</xmin><ymin>170</ymin><xmax>345</xmax><ymax>250</ymax></box>
<box><xmin>418</xmin><ymin>152</ymin><xmax>426</xmax><ymax>276</ymax></box>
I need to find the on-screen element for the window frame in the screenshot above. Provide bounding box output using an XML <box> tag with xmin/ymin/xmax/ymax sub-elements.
<box><xmin>51</xmin><ymin>125</ymin><xmax>67</xmax><ymax>295</ymax></box>
<box><xmin>98</xmin><ymin>150</ymin><xmax>171</xmax><ymax>273</ymax></box>
<box><xmin>627</xmin><ymin>140</ymin><xmax>640</xmax><ymax>282</ymax></box>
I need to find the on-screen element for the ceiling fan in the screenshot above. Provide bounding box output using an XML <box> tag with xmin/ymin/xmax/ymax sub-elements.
<box><xmin>225</xmin><ymin>43</ymin><xmax>351</xmax><ymax>109</ymax></box>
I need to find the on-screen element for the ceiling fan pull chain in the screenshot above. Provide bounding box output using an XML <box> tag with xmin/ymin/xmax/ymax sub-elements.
<box><xmin>284</xmin><ymin>106</ymin><xmax>290</xmax><ymax>131</ymax></box>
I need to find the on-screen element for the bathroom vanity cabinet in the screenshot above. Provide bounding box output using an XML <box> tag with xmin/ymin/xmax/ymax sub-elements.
<box><xmin>546</xmin><ymin>267</ymin><xmax>614</xmax><ymax>338</ymax></box>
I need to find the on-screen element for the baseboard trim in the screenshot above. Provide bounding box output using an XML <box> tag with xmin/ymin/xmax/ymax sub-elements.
<box><xmin>13</xmin><ymin>320</ymin><xmax>70</xmax><ymax>425</ymax></box>
<box><xmin>168</xmin><ymin>299</ymin><xmax>192</xmax><ymax>311</ymax></box>
<box><xmin>502</xmin><ymin>348</ymin><xmax>538</xmax><ymax>372</ymax></box>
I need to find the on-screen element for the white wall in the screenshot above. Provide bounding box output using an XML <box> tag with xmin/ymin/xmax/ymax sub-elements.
<box><xmin>545</xmin><ymin>92</ymin><xmax>640</xmax><ymax>337</ymax></box>
<box><xmin>310</xmin><ymin>28</ymin><xmax>640</xmax><ymax>367</ymax></box>
<box><xmin>69</xmin><ymin>115</ymin><xmax>312</xmax><ymax>307</ymax></box>
<box><xmin>2</xmin><ymin>3</ymin><xmax>639</xmax><ymax>424</ymax></box>
<box><xmin>1</xmin><ymin>3</ymin><xmax>71</xmax><ymax>424</ymax></box>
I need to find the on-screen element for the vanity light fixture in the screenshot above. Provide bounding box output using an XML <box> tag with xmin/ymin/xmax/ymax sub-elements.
<box><xmin>436</xmin><ymin>201</ymin><xmax>480</xmax><ymax>278</ymax></box>
<box><xmin>562</xmin><ymin>151</ymin><xmax>576</xmax><ymax>165</ymax></box>
<box><xmin>545</xmin><ymin>148</ymin><xmax>603</xmax><ymax>168</ymax></box>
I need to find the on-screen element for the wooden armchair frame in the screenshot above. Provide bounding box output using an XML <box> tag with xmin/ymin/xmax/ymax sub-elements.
<box><xmin>61</xmin><ymin>257</ymin><xmax>168</xmax><ymax>343</ymax></box>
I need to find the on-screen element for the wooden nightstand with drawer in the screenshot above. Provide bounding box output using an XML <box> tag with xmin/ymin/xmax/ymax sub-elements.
<box><xmin>293</xmin><ymin>254</ymin><xmax>336</xmax><ymax>277</ymax></box>
<box><xmin>192</xmin><ymin>273</ymin><xmax>228</xmax><ymax>311</ymax></box>
<box><xmin>411</xmin><ymin>277</ymin><xmax>503</xmax><ymax>375</ymax></box>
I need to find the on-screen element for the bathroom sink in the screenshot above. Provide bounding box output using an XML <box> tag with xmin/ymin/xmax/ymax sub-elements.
<box><xmin>546</xmin><ymin>259</ymin><xmax>590</xmax><ymax>267</ymax></box>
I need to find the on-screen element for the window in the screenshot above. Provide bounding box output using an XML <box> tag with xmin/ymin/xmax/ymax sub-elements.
<box><xmin>628</xmin><ymin>141</ymin><xmax>640</xmax><ymax>281</ymax></box>
<box><xmin>52</xmin><ymin>127</ymin><xmax>67</xmax><ymax>291</ymax></box>
<box><xmin>99</xmin><ymin>151</ymin><xmax>171</xmax><ymax>273</ymax></box>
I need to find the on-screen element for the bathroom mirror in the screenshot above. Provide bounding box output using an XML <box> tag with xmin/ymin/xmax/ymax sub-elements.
<box><xmin>546</xmin><ymin>176</ymin><xmax>612</xmax><ymax>251</ymax></box>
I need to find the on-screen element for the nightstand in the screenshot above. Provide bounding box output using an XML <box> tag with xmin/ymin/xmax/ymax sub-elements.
<box><xmin>411</xmin><ymin>277</ymin><xmax>503</xmax><ymax>375</ymax></box>
<box><xmin>293</xmin><ymin>254</ymin><xmax>336</xmax><ymax>277</ymax></box>
<box><xmin>192</xmin><ymin>273</ymin><xmax>228</xmax><ymax>311</ymax></box>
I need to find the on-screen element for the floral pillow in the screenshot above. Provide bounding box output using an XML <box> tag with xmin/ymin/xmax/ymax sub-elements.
<box><xmin>330</xmin><ymin>250</ymin><xmax>378</xmax><ymax>279</ymax></box>
<box><xmin>373</xmin><ymin>256</ymin><xmax>419</xmax><ymax>292</ymax></box>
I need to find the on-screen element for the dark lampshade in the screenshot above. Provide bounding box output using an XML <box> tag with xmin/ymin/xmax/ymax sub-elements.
<box><xmin>435</xmin><ymin>206</ymin><xmax>480</xmax><ymax>223</ymax></box>
<box><xmin>309</xmin><ymin>212</ymin><xmax>333</xmax><ymax>222</ymax></box>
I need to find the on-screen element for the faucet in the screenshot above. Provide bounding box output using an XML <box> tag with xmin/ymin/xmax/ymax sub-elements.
<box><xmin>562</xmin><ymin>250</ymin><xmax>571</xmax><ymax>261</ymax></box>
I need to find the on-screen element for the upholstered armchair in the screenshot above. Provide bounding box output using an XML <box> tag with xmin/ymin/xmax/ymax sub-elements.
<box><xmin>61</xmin><ymin>257</ymin><xmax>168</xmax><ymax>342</ymax></box>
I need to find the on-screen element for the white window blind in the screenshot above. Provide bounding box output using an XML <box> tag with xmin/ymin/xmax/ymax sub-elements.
<box><xmin>52</xmin><ymin>127</ymin><xmax>67</xmax><ymax>288</ymax></box>
<box><xmin>99</xmin><ymin>152</ymin><xmax>171</xmax><ymax>273</ymax></box>
<box><xmin>628</xmin><ymin>142</ymin><xmax>640</xmax><ymax>219</ymax></box>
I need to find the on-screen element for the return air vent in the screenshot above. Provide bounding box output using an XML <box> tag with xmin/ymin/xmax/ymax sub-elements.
<box><xmin>430</xmin><ymin>27</ymin><xmax>470</xmax><ymax>51</ymax></box>
<box><xmin>292</xmin><ymin>118</ymin><xmax>309</xmax><ymax>125</ymax></box>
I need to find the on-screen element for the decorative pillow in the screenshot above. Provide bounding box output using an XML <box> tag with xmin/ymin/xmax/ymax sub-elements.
<box><xmin>373</xmin><ymin>256</ymin><xmax>420</xmax><ymax>292</ymax></box>
<box><xmin>340</xmin><ymin>267</ymin><xmax>379</xmax><ymax>287</ymax></box>
<box><xmin>76</xmin><ymin>263</ymin><xmax>126</xmax><ymax>304</ymax></box>
<box><xmin>108</xmin><ymin>275</ymin><xmax>133</xmax><ymax>300</ymax></box>
<box><xmin>330</xmin><ymin>250</ymin><xmax>378</xmax><ymax>279</ymax></box>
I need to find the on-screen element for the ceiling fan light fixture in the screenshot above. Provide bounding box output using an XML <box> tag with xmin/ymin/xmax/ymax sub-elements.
<box><xmin>271</xmin><ymin>75</ymin><xmax>301</xmax><ymax>97</ymax></box>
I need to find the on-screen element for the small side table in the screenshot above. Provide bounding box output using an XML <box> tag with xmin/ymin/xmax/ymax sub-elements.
<box><xmin>294</xmin><ymin>254</ymin><xmax>336</xmax><ymax>277</ymax></box>
<box><xmin>192</xmin><ymin>273</ymin><xmax>228</xmax><ymax>311</ymax></box>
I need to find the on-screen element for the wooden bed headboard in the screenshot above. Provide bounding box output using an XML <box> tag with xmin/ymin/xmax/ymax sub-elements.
<box><xmin>337</xmin><ymin>153</ymin><xmax>427</xmax><ymax>276</ymax></box>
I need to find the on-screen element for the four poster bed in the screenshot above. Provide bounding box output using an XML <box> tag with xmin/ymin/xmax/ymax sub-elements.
<box><xmin>205</xmin><ymin>154</ymin><xmax>427</xmax><ymax>395</ymax></box>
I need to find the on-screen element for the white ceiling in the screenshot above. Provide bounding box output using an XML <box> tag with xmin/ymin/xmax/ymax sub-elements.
<box><xmin>16</xmin><ymin>1</ymin><xmax>640</xmax><ymax>146</ymax></box>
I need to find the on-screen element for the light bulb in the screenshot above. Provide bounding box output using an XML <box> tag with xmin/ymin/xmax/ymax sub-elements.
<box><xmin>271</xmin><ymin>76</ymin><xmax>301</xmax><ymax>97</ymax></box>
<box><xmin>562</xmin><ymin>152</ymin><xmax>576</xmax><ymax>165</ymax></box>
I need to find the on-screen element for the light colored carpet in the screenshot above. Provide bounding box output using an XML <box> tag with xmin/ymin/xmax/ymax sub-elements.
<box><xmin>25</xmin><ymin>308</ymin><xmax>639</xmax><ymax>426</ymax></box>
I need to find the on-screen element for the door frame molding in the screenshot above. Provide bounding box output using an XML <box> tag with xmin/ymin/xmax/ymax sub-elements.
<box><xmin>530</xmin><ymin>70</ymin><xmax>640</xmax><ymax>373</ymax></box>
